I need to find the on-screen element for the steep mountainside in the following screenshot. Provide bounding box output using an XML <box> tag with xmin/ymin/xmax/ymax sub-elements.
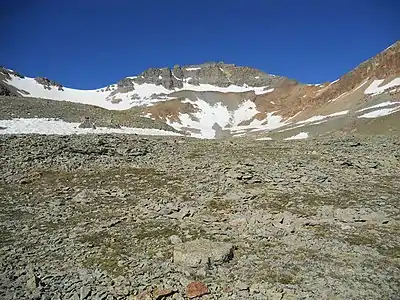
<box><xmin>0</xmin><ymin>62</ymin><xmax>290</xmax><ymax>110</ymax></box>
<box><xmin>1</xmin><ymin>41</ymin><xmax>399</xmax><ymax>139</ymax></box>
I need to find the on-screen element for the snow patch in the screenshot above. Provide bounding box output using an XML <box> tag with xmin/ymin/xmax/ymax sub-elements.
<box><xmin>180</xmin><ymin>82</ymin><xmax>272</xmax><ymax>94</ymax></box>
<box><xmin>297</xmin><ymin>110</ymin><xmax>349</xmax><ymax>124</ymax></box>
<box><xmin>357</xmin><ymin>101</ymin><xmax>400</xmax><ymax>112</ymax></box>
<box><xmin>185</xmin><ymin>67</ymin><xmax>201</xmax><ymax>71</ymax></box>
<box><xmin>330</xmin><ymin>78</ymin><xmax>340</xmax><ymax>85</ymax></box>
<box><xmin>233</xmin><ymin>133</ymin><xmax>246</xmax><ymax>137</ymax></box>
<box><xmin>231</xmin><ymin>113</ymin><xmax>288</xmax><ymax>133</ymax></box>
<box><xmin>232</xmin><ymin>101</ymin><xmax>258</xmax><ymax>126</ymax></box>
<box><xmin>0</xmin><ymin>118</ymin><xmax>182</xmax><ymax>136</ymax></box>
<box><xmin>364</xmin><ymin>78</ymin><xmax>400</xmax><ymax>95</ymax></box>
<box><xmin>167</xmin><ymin>97</ymin><xmax>261</xmax><ymax>139</ymax></box>
<box><xmin>255</xmin><ymin>88</ymin><xmax>274</xmax><ymax>95</ymax></box>
<box><xmin>357</xmin><ymin>107</ymin><xmax>400</xmax><ymax>118</ymax></box>
<box><xmin>256</xmin><ymin>137</ymin><xmax>272</xmax><ymax>141</ymax></box>
<box><xmin>285</xmin><ymin>132</ymin><xmax>309</xmax><ymax>140</ymax></box>
<box><xmin>329</xmin><ymin>79</ymin><xmax>369</xmax><ymax>102</ymax></box>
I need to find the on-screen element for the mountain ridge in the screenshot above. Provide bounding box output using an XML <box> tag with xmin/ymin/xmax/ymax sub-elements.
<box><xmin>1</xmin><ymin>41</ymin><xmax>399</xmax><ymax>139</ymax></box>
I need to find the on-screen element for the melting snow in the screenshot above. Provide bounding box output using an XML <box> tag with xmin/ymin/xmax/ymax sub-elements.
<box><xmin>167</xmin><ymin>98</ymin><xmax>261</xmax><ymax>139</ymax></box>
<box><xmin>285</xmin><ymin>132</ymin><xmax>309</xmax><ymax>140</ymax></box>
<box><xmin>232</xmin><ymin>101</ymin><xmax>258</xmax><ymax>125</ymax></box>
<box><xmin>357</xmin><ymin>101</ymin><xmax>400</xmax><ymax>112</ymax></box>
<box><xmin>357</xmin><ymin>107</ymin><xmax>400</xmax><ymax>118</ymax></box>
<box><xmin>0</xmin><ymin>118</ymin><xmax>181</xmax><ymax>136</ymax></box>
<box><xmin>329</xmin><ymin>80</ymin><xmax>369</xmax><ymax>102</ymax></box>
<box><xmin>185</xmin><ymin>67</ymin><xmax>201</xmax><ymax>71</ymax></box>
<box><xmin>364</xmin><ymin>78</ymin><xmax>400</xmax><ymax>95</ymax></box>
<box><xmin>256</xmin><ymin>137</ymin><xmax>272</xmax><ymax>141</ymax></box>
<box><xmin>6</xmin><ymin>75</ymin><xmax>174</xmax><ymax>110</ymax></box>
<box><xmin>233</xmin><ymin>133</ymin><xmax>246</xmax><ymax>137</ymax></box>
<box><xmin>180</xmin><ymin>82</ymin><xmax>272</xmax><ymax>95</ymax></box>
<box><xmin>229</xmin><ymin>112</ymin><xmax>287</xmax><ymax>133</ymax></box>
<box><xmin>297</xmin><ymin>110</ymin><xmax>349</xmax><ymax>124</ymax></box>
<box><xmin>330</xmin><ymin>78</ymin><xmax>340</xmax><ymax>85</ymax></box>
<box><xmin>5</xmin><ymin>73</ymin><xmax>275</xmax><ymax>110</ymax></box>
<box><xmin>255</xmin><ymin>88</ymin><xmax>274</xmax><ymax>95</ymax></box>
<box><xmin>164</xmin><ymin>96</ymin><xmax>286</xmax><ymax>139</ymax></box>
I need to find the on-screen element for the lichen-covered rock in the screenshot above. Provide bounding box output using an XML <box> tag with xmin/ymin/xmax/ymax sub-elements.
<box><xmin>173</xmin><ymin>239</ymin><xmax>234</xmax><ymax>269</ymax></box>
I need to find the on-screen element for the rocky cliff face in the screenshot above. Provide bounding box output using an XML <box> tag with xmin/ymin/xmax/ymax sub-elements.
<box><xmin>116</xmin><ymin>62</ymin><xmax>293</xmax><ymax>91</ymax></box>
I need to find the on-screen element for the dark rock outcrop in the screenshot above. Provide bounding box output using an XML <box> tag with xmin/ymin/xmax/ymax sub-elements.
<box><xmin>125</xmin><ymin>62</ymin><xmax>287</xmax><ymax>91</ymax></box>
<box><xmin>34</xmin><ymin>77</ymin><xmax>64</xmax><ymax>91</ymax></box>
<box><xmin>0</xmin><ymin>83</ymin><xmax>18</xmax><ymax>96</ymax></box>
<box><xmin>78</xmin><ymin>117</ymin><xmax>96</xmax><ymax>129</ymax></box>
<box><xmin>134</xmin><ymin>67</ymin><xmax>184</xmax><ymax>90</ymax></box>
<box><xmin>0</xmin><ymin>67</ymin><xmax>25</xmax><ymax>79</ymax></box>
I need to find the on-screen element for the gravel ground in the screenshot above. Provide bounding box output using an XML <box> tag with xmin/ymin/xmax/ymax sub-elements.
<box><xmin>0</xmin><ymin>134</ymin><xmax>399</xmax><ymax>299</ymax></box>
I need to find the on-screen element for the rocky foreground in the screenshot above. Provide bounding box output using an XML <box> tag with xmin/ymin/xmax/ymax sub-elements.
<box><xmin>0</xmin><ymin>134</ymin><xmax>399</xmax><ymax>300</ymax></box>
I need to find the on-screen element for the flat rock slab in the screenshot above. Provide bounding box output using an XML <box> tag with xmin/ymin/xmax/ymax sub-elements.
<box><xmin>173</xmin><ymin>239</ymin><xmax>234</xmax><ymax>269</ymax></box>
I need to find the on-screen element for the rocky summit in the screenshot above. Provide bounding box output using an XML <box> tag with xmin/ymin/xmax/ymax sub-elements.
<box><xmin>0</xmin><ymin>41</ymin><xmax>400</xmax><ymax>300</ymax></box>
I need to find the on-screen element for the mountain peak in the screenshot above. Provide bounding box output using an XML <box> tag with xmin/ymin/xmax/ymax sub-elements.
<box><xmin>1</xmin><ymin>42</ymin><xmax>399</xmax><ymax>139</ymax></box>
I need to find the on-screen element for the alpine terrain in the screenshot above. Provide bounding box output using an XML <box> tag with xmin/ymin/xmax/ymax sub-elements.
<box><xmin>0</xmin><ymin>41</ymin><xmax>399</xmax><ymax>300</ymax></box>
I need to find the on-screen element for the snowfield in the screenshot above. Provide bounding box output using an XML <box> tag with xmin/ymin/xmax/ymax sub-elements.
<box><xmin>0</xmin><ymin>118</ymin><xmax>182</xmax><ymax>136</ymax></box>
<box><xmin>5</xmin><ymin>73</ymin><xmax>274</xmax><ymax>110</ymax></box>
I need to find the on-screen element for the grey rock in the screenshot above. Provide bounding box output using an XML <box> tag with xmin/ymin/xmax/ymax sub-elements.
<box><xmin>79</xmin><ymin>286</ymin><xmax>91</xmax><ymax>299</ymax></box>
<box><xmin>168</xmin><ymin>207</ymin><xmax>191</xmax><ymax>219</ymax></box>
<box><xmin>68</xmin><ymin>293</ymin><xmax>80</xmax><ymax>300</ymax></box>
<box><xmin>78</xmin><ymin>117</ymin><xmax>96</xmax><ymax>129</ymax></box>
<box><xmin>235</xmin><ymin>281</ymin><xmax>249</xmax><ymax>291</ymax></box>
<box><xmin>26</xmin><ymin>268</ymin><xmax>40</xmax><ymax>291</ymax></box>
<box><xmin>173</xmin><ymin>239</ymin><xmax>234</xmax><ymax>269</ymax></box>
<box><xmin>169</xmin><ymin>235</ymin><xmax>183</xmax><ymax>245</ymax></box>
<box><xmin>34</xmin><ymin>77</ymin><xmax>63</xmax><ymax>91</ymax></box>
<box><xmin>0</xmin><ymin>83</ymin><xmax>18</xmax><ymax>96</ymax></box>
<box><xmin>173</xmin><ymin>65</ymin><xmax>184</xmax><ymax>79</ymax></box>
<box><xmin>72</xmin><ymin>190</ymin><xmax>96</xmax><ymax>204</ymax></box>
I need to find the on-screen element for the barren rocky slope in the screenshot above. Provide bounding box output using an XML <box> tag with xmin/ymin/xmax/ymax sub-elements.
<box><xmin>1</xmin><ymin>134</ymin><xmax>399</xmax><ymax>299</ymax></box>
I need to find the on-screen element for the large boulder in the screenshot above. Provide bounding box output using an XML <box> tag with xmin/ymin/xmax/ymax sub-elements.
<box><xmin>78</xmin><ymin>117</ymin><xmax>96</xmax><ymax>129</ymax></box>
<box><xmin>173</xmin><ymin>239</ymin><xmax>234</xmax><ymax>271</ymax></box>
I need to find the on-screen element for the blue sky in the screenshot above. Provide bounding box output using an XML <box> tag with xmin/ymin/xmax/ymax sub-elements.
<box><xmin>2</xmin><ymin>0</ymin><xmax>398</xmax><ymax>89</ymax></box>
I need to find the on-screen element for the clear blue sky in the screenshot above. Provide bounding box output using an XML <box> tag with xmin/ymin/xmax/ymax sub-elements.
<box><xmin>2</xmin><ymin>0</ymin><xmax>399</xmax><ymax>89</ymax></box>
